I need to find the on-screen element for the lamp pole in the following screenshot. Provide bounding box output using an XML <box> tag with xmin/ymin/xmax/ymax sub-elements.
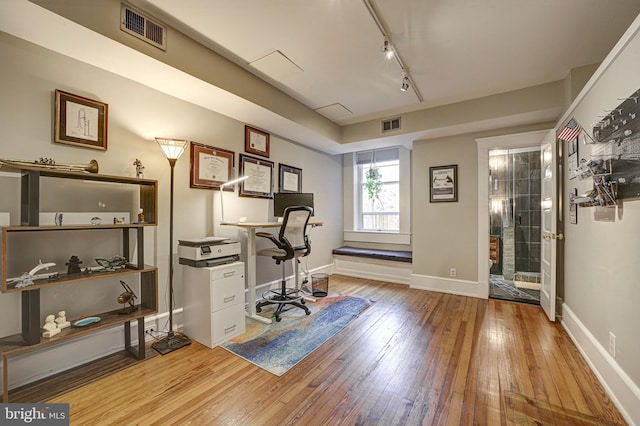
<box><xmin>152</xmin><ymin>138</ymin><xmax>191</xmax><ymax>355</ymax></box>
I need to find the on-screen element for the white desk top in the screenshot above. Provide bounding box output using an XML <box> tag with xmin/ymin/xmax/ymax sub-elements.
<box><xmin>221</xmin><ymin>221</ymin><xmax>323</xmax><ymax>228</ymax></box>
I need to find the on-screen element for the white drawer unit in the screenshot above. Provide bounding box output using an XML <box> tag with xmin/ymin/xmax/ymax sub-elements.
<box><xmin>183</xmin><ymin>261</ymin><xmax>245</xmax><ymax>348</ymax></box>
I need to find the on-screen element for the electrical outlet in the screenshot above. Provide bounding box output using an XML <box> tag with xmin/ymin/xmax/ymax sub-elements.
<box><xmin>608</xmin><ymin>332</ymin><xmax>616</xmax><ymax>358</ymax></box>
<box><xmin>449</xmin><ymin>268</ymin><xmax>457</xmax><ymax>278</ymax></box>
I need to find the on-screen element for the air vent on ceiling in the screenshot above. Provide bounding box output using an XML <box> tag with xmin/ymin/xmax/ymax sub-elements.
<box><xmin>381</xmin><ymin>117</ymin><xmax>401</xmax><ymax>133</ymax></box>
<box><xmin>120</xmin><ymin>4</ymin><xmax>166</xmax><ymax>51</ymax></box>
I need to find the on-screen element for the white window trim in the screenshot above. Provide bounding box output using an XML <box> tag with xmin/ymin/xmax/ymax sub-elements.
<box><xmin>342</xmin><ymin>146</ymin><xmax>412</xmax><ymax>245</ymax></box>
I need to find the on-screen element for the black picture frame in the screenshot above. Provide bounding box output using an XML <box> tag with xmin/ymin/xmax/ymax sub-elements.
<box><xmin>430</xmin><ymin>164</ymin><xmax>458</xmax><ymax>202</ymax></box>
<box><xmin>278</xmin><ymin>163</ymin><xmax>302</xmax><ymax>193</ymax></box>
<box><xmin>239</xmin><ymin>154</ymin><xmax>274</xmax><ymax>198</ymax></box>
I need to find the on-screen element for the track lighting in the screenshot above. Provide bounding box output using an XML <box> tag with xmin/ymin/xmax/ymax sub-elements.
<box><xmin>400</xmin><ymin>76</ymin><xmax>410</xmax><ymax>92</ymax></box>
<box><xmin>381</xmin><ymin>37</ymin><xmax>394</xmax><ymax>59</ymax></box>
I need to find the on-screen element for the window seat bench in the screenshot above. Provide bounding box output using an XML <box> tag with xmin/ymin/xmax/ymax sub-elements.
<box><xmin>332</xmin><ymin>246</ymin><xmax>412</xmax><ymax>263</ymax></box>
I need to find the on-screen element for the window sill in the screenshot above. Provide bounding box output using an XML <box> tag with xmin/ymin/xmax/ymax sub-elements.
<box><xmin>343</xmin><ymin>230</ymin><xmax>411</xmax><ymax>245</ymax></box>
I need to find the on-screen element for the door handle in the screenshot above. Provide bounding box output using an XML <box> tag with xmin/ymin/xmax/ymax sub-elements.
<box><xmin>543</xmin><ymin>233</ymin><xmax>563</xmax><ymax>240</ymax></box>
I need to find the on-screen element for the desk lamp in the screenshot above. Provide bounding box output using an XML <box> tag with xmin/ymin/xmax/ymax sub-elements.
<box><xmin>152</xmin><ymin>137</ymin><xmax>191</xmax><ymax>355</ymax></box>
<box><xmin>219</xmin><ymin>176</ymin><xmax>248</xmax><ymax>224</ymax></box>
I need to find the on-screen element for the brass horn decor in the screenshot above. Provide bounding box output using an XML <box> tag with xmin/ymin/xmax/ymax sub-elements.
<box><xmin>0</xmin><ymin>157</ymin><xmax>99</xmax><ymax>173</ymax></box>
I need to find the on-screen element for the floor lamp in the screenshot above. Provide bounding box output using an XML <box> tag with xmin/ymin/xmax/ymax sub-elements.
<box><xmin>152</xmin><ymin>138</ymin><xmax>191</xmax><ymax>355</ymax></box>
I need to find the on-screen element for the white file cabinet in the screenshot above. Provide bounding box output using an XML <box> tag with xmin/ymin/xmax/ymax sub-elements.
<box><xmin>183</xmin><ymin>261</ymin><xmax>245</xmax><ymax>348</ymax></box>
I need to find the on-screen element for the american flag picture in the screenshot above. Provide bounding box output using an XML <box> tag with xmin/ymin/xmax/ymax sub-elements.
<box><xmin>558</xmin><ymin>118</ymin><xmax>582</xmax><ymax>142</ymax></box>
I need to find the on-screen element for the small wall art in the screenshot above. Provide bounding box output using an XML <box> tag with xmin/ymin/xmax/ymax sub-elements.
<box><xmin>429</xmin><ymin>164</ymin><xmax>458</xmax><ymax>202</ymax></box>
<box><xmin>54</xmin><ymin>89</ymin><xmax>108</xmax><ymax>150</ymax></box>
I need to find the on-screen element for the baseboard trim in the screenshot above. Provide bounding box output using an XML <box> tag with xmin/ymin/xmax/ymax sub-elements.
<box><xmin>333</xmin><ymin>257</ymin><xmax>411</xmax><ymax>285</ymax></box>
<box><xmin>410</xmin><ymin>274</ymin><xmax>481</xmax><ymax>298</ymax></box>
<box><xmin>7</xmin><ymin>310</ymin><xmax>181</xmax><ymax>390</ymax></box>
<box><xmin>561</xmin><ymin>303</ymin><xmax>639</xmax><ymax>426</ymax></box>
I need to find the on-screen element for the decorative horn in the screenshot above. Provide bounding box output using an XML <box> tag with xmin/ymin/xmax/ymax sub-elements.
<box><xmin>0</xmin><ymin>158</ymin><xmax>99</xmax><ymax>173</ymax></box>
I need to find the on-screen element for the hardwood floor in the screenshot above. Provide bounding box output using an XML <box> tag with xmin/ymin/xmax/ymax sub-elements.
<box><xmin>50</xmin><ymin>275</ymin><xmax>626</xmax><ymax>425</ymax></box>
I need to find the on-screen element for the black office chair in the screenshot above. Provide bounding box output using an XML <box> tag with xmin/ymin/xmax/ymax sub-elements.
<box><xmin>255</xmin><ymin>206</ymin><xmax>313</xmax><ymax>322</ymax></box>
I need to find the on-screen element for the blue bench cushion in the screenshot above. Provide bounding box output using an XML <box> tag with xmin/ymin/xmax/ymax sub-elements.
<box><xmin>332</xmin><ymin>246</ymin><xmax>412</xmax><ymax>263</ymax></box>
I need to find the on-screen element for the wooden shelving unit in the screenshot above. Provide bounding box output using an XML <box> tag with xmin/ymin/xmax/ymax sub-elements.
<box><xmin>0</xmin><ymin>164</ymin><xmax>158</xmax><ymax>402</ymax></box>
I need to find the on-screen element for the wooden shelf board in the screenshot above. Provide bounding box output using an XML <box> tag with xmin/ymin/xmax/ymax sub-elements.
<box><xmin>2</xmin><ymin>265</ymin><xmax>157</xmax><ymax>293</ymax></box>
<box><xmin>2</xmin><ymin>224</ymin><xmax>153</xmax><ymax>231</ymax></box>
<box><xmin>3</xmin><ymin>344</ymin><xmax>157</xmax><ymax>403</ymax></box>
<box><xmin>0</xmin><ymin>306</ymin><xmax>157</xmax><ymax>357</ymax></box>
<box><xmin>0</xmin><ymin>163</ymin><xmax>157</xmax><ymax>186</ymax></box>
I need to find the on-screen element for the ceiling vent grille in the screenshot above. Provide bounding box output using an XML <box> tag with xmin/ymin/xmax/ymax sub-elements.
<box><xmin>381</xmin><ymin>117</ymin><xmax>401</xmax><ymax>133</ymax></box>
<box><xmin>120</xmin><ymin>4</ymin><xmax>166</xmax><ymax>50</ymax></box>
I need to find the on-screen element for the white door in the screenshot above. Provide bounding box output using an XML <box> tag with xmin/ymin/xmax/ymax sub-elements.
<box><xmin>540</xmin><ymin>130</ymin><xmax>558</xmax><ymax>321</ymax></box>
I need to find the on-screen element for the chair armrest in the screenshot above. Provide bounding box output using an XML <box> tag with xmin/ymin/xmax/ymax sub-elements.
<box><xmin>256</xmin><ymin>232</ymin><xmax>281</xmax><ymax>248</ymax></box>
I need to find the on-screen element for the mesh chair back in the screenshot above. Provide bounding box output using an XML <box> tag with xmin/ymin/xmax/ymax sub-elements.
<box><xmin>280</xmin><ymin>206</ymin><xmax>312</xmax><ymax>251</ymax></box>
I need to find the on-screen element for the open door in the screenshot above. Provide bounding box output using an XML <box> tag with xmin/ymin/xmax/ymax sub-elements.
<box><xmin>540</xmin><ymin>130</ymin><xmax>559</xmax><ymax>321</ymax></box>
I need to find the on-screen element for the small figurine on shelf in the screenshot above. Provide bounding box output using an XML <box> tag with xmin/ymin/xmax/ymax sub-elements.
<box><xmin>137</xmin><ymin>208</ymin><xmax>145</xmax><ymax>223</ymax></box>
<box><xmin>117</xmin><ymin>280</ymin><xmax>138</xmax><ymax>314</ymax></box>
<box><xmin>42</xmin><ymin>314</ymin><xmax>60</xmax><ymax>338</ymax></box>
<box><xmin>66</xmin><ymin>256</ymin><xmax>83</xmax><ymax>275</ymax></box>
<box><xmin>134</xmin><ymin>159</ymin><xmax>144</xmax><ymax>179</ymax></box>
<box><xmin>55</xmin><ymin>310</ymin><xmax>70</xmax><ymax>329</ymax></box>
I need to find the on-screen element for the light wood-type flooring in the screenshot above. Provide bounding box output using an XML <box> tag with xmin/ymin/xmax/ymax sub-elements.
<box><xmin>50</xmin><ymin>275</ymin><xmax>626</xmax><ymax>425</ymax></box>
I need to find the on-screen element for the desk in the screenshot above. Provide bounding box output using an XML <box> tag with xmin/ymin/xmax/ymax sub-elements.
<box><xmin>221</xmin><ymin>221</ymin><xmax>323</xmax><ymax>324</ymax></box>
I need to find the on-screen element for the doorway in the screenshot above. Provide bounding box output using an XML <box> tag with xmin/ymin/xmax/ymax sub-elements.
<box><xmin>488</xmin><ymin>146</ymin><xmax>541</xmax><ymax>304</ymax></box>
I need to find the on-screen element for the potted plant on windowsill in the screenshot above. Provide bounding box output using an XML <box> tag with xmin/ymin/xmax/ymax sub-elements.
<box><xmin>365</xmin><ymin>167</ymin><xmax>382</xmax><ymax>201</ymax></box>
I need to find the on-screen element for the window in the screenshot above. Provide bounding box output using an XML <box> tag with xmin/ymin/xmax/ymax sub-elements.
<box><xmin>357</xmin><ymin>148</ymin><xmax>400</xmax><ymax>231</ymax></box>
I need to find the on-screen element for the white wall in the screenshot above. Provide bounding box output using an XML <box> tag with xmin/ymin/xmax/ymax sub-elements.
<box><xmin>558</xmin><ymin>16</ymin><xmax>640</xmax><ymax>425</ymax></box>
<box><xmin>0</xmin><ymin>32</ymin><xmax>342</xmax><ymax>387</ymax></box>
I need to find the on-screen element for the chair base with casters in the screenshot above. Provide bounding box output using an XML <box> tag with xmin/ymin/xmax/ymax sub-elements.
<box><xmin>256</xmin><ymin>264</ymin><xmax>310</xmax><ymax>322</ymax></box>
<box><xmin>255</xmin><ymin>205</ymin><xmax>314</xmax><ymax>322</ymax></box>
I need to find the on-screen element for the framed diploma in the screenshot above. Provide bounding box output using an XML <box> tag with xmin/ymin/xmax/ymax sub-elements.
<box><xmin>245</xmin><ymin>125</ymin><xmax>270</xmax><ymax>158</ymax></box>
<box><xmin>189</xmin><ymin>142</ymin><xmax>235</xmax><ymax>190</ymax></box>
<box><xmin>278</xmin><ymin>163</ymin><xmax>302</xmax><ymax>193</ymax></box>
<box><xmin>239</xmin><ymin>154</ymin><xmax>274</xmax><ymax>198</ymax></box>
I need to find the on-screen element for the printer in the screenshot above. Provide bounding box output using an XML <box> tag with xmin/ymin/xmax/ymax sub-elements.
<box><xmin>178</xmin><ymin>237</ymin><xmax>240</xmax><ymax>267</ymax></box>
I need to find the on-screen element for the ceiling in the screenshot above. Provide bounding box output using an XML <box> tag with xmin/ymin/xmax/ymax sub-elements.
<box><xmin>133</xmin><ymin>0</ymin><xmax>640</xmax><ymax>128</ymax></box>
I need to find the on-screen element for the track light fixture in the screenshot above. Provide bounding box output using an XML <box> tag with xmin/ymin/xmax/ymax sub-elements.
<box><xmin>381</xmin><ymin>37</ymin><xmax>394</xmax><ymax>59</ymax></box>
<box><xmin>364</xmin><ymin>0</ymin><xmax>423</xmax><ymax>101</ymax></box>
<box><xmin>400</xmin><ymin>75</ymin><xmax>410</xmax><ymax>92</ymax></box>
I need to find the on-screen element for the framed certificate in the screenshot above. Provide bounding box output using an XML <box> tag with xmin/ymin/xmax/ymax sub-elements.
<box><xmin>239</xmin><ymin>154</ymin><xmax>274</xmax><ymax>198</ymax></box>
<box><xmin>245</xmin><ymin>125</ymin><xmax>270</xmax><ymax>158</ymax></box>
<box><xmin>189</xmin><ymin>142</ymin><xmax>235</xmax><ymax>190</ymax></box>
<box><xmin>278</xmin><ymin>163</ymin><xmax>302</xmax><ymax>193</ymax></box>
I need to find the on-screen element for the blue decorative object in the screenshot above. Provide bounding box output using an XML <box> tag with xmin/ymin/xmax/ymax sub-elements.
<box><xmin>74</xmin><ymin>316</ymin><xmax>101</xmax><ymax>327</ymax></box>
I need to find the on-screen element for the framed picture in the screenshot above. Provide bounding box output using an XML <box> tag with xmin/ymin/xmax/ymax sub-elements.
<box><xmin>278</xmin><ymin>163</ymin><xmax>302</xmax><ymax>193</ymax></box>
<box><xmin>54</xmin><ymin>89</ymin><xmax>108</xmax><ymax>150</ymax></box>
<box><xmin>430</xmin><ymin>164</ymin><xmax>458</xmax><ymax>202</ymax></box>
<box><xmin>189</xmin><ymin>142</ymin><xmax>235</xmax><ymax>190</ymax></box>
<box><xmin>239</xmin><ymin>154</ymin><xmax>274</xmax><ymax>198</ymax></box>
<box><xmin>245</xmin><ymin>125</ymin><xmax>270</xmax><ymax>158</ymax></box>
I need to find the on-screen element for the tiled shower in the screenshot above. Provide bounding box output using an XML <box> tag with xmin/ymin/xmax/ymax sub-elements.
<box><xmin>489</xmin><ymin>147</ymin><xmax>542</xmax><ymax>302</ymax></box>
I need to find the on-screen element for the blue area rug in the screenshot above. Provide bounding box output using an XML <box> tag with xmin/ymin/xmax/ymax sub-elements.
<box><xmin>221</xmin><ymin>294</ymin><xmax>372</xmax><ymax>376</ymax></box>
